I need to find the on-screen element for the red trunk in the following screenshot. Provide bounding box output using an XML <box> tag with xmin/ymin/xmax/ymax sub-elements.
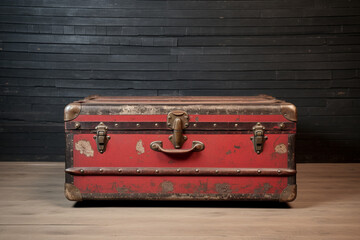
<box><xmin>64</xmin><ymin>96</ymin><xmax>297</xmax><ymax>202</ymax></box>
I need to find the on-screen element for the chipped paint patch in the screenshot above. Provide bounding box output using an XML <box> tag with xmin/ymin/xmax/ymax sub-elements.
<box><xmin>225</xmin><ymin>150</ymin><xmax>232</xmax><ymax>155</ymax></box>
<box><xmin>234</xmin><ymin>145</ymin><xmax>240</xmax><ymax>149</ymax></box>
<box><xmin>215</xmin><ymin>183</ymin><xmax>232</xmax><ymax>194</ymax></box>
<box><xmin>161</xmin><ymin>181</ymin><xmax>174</xmax><ymax>193</ymax></box>
<box><xmin>275</xmin><ymin>143</ymin><xmax>287</xmax><ymax>154</ymax></box>
<box><xmin>75</xmin><ymin>140</ymin><xmax>94</xmax><ymax>157</ymax></box>
<box><xmin>136</xmin><ymin>139</ymin><xmax>145</xmax><ymax>155</ymax></box>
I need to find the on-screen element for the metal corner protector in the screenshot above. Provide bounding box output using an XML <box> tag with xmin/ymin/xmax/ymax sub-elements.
<box><xmin>64</xmin><ymin>102</ymin><xmax>81</xmax><ymax>122</ymax></box>
<box><xmin>280</xmin><ymin>103</ymin><xmax>297</xmax><ymax>122</ymax></box>
<box><xmin>279</xmin><ymin>184</ymin><xmax>297</xmax><ymax>202</ymax></box>
<box><xmin>64</xmin><ymin>183</ymin><xmax>83</xmax><ymax>201</ymax></box>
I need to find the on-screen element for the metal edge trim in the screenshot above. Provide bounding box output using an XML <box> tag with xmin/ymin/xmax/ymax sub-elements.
<box><xmin>65</xmin><ymin>133</ymin><xmax>74</xmax><ymax>185</ymax></box>
<box><xmin>64</xmin><ymin>102</ymin><xmax>82</xmax><ymax>122</ymax></box>
<box><xmin>66</xmin><ymin>167</ymin><xmax>297</xmax><ymax>176</ymax></box>
<box><xmin>279</xmin><ymin>184</ymin><xmax>297</xmax><ymax>202</ymax></box>
<box><xmin>64</xmin><ymin>183</ymin><xmax>83</xmax><ymax>201</ymax></box>
<box><xmin>80</xmin><ymin>193</ymin><xmax>280</xmax><ymax>201</ymax></box>
<box><xmin>280</xmin><ymin>103</ymin><xmax>297</xmax><ymax>122</ymax></box>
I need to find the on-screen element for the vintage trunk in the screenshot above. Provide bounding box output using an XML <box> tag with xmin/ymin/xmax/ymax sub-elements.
<box><xmin>64</xmin><ymin>95</ymin><xmax>297</xmax><ymax>202</ymax></box>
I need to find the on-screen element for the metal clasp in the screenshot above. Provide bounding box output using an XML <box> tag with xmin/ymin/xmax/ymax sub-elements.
<box><xmin>93</xmin><ymin>122</ymin><xmax>110</xmax><ymax>154</ymax></box>
<box><xmin>250</xmin><ymin>122</ymin><xmax>268</xmax><ymax>154</ymax></box>
<box><xmin>167</xmin><ymin>110</ymin><xmax>189</xmax><ymax>149</ymax></box>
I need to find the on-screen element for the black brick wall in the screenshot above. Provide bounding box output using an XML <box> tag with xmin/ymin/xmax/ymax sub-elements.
<box><xmin>0</xmin><ymin>0</ymin><xmax>359</xmax><ymax>162</ymax></box>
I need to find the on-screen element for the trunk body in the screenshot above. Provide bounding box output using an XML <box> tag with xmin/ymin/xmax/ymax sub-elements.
<box><xmin>64</xmin><ymin>95</ymin><xmax>297</xmax><ymax>202</ymax></box>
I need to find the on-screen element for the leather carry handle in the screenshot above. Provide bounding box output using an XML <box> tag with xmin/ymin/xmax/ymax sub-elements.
<box><xmin>150</xmin><ymin>141</ymin><xmax>205</xmax><ymax>154</ymax></box>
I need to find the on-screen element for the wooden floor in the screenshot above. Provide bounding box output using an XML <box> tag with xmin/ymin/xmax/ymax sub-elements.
<box><xmin>0</xmin><ymin>163</ymin><xmax>359</xmax><ymax>240</ymax></box>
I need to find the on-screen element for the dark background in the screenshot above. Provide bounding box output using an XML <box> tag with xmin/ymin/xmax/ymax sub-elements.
<box><xmin>0</xmin><ymin>0</ymin><xmax>359</xmax><ymax>162</ymax></box>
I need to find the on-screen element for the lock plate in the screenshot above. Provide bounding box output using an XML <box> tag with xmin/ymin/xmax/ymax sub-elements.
<box><xmin>93</xmin><ymin>122</ymin><xmax>110</xmax><ymax>154</ymax></box>
<box><xmin>250</xmin><ymin>122</ymin><xmax>268</xmax><ymax>154</ymax></box>
<box><xmin>167</xmin><ymin>110</ymin><xmax>189</xmax><ymax>149</ymax></box>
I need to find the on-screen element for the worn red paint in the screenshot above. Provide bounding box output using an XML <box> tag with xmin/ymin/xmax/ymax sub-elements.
<box><xmin>71</xmin><ymin>113</ymin><xmax>290</xmax><ymax>196</ymax></box>
<box><xmin>75</xmin><ymin>176</ymin><xmax>286</xmax><ymax>195</ymax></box>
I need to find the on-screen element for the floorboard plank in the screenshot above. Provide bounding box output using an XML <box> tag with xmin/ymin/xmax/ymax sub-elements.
<box><xmin>0</xmin><ymin>162</ymin><xmax>359</xmax><ymax>239</ymax></box>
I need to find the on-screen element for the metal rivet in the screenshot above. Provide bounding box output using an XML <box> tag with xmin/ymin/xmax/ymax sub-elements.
<box><xmin>277</xmin><ymin>169</ymin><xmax>281</xmax><ymax>174</ymax></box>
<box><xmin>154</xmin><ymin>123</ymin><xmax>158</xmax><ymax>127</ymax></box>
<box><xmin>215</xmin><ymin>169</ymin><xmax>219</xmax><ymax>173</ymax></box>
<box><xmin>167</xmin><ymin>123</ymin><xmax>171</xmax><ymax>126</ymax></box>
<box><xmin>118</xmin><ymin>169</ymin><xmax>122</xmax><ymax>173</ymax></box>
<box><xmin>234</xmin><ymin>123</ymin><xmax>238</xmax><ymax>127</ymax></box>
<box><xmin>75</xmin><ymin>122</ymin><xmax>81</xmax><ymax>129</ymax></box>
<box><xmin>257</xmin><ymin>169</ymin><xmax>261</xmax><ymax>174</ymax></box>
<box><xmin>80</xmin><ymin>169</ymin><xmax>84</xmax><ymax>173</ymax></box>
<box><xmin>195</xmin><ymin>169</ymin><xmax>199</xmax><ymax>172</ymax></box>
<box><xmin>155</xmin><ymin>169</ymin><xmax>159</xmax><ymax>173</ymax></box>
<box><xmin>93</xmin><ymin>136</ymin><xmax>96</xmax><ymax>139</ymax></box>
<box><xmin>107</xmin><ymin>135</ymin><xmax>111</xmax><ymax>140</ymax></box>
<box><xmin>279</xmin><ymin>123</ymin><xmax>285</xmax><ymax>129</ymax></box>
<box><xmin>168</xmin><ymin>115</ymin><xmax>171</xmax><ymax>119</ymax></box>
<box><xmin>185</xmin><ymin>123</ymin><xmax>189</xmax><ymax>127</ymax></box>
<box><xmin>257</xmin><ymin>151</ymin><xmax>260</xmax><ymax>154</ymax></box>
<box><xmin>213</xmin><ymin>123</ymin><xmax>217</xmax><ymax>127</ymax></box>
<box><xmin>193</xmin><ymin>123</ymin><xmax>197</xmax><ymax>127</ymax></box>
<box><xmin>99</xmin><ymin>168</ymin><xmax>103</xmax><ymax>173</ymax></box>
<box><xmin>177</xmin><ymin>169</ymin><xmax>181</xmax><ymax>172</ymax></box>
<box><xmin>284</xmin><ymin>113</ymin><xmax>287</xmax><ymax>116</ymax></box>
<box><xmin>136</xmin><ymin>123</ymin><xmax>140</xmax><ymax>127</ymax></box>
<box><xmin>115</xmin><ymin>123</ymin><xmax>119</xmax><ymax>127</ymax></box>
<box><xmin>237</xmin><ymin>169</ymin><xmax>240</xmax><ymax>173</ymax></box>
<box><xmin>136</xmin><ymin>169</ymin><xmax>141</xmax><ymax>173</ymax></box>
<box><xmin>185</xmin><ymin>115</ymin><xmax>189</xmax><ymax>119</ymax></box>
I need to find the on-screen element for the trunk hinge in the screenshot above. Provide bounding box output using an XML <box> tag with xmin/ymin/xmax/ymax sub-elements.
<box><xmin>250</xmin><ymin>122</ymin><xmax>268</xmax><ymax>154</ymax></box>
<box><xmin>93</xmin><ymin>122</ymin><xmax>110</xmax><ymax>153</ymax></box>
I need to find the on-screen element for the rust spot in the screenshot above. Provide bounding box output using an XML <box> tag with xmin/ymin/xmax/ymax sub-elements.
<box><xmin>115</xmin><ymin>184</ymin><xmax>133</xmax><ymax>194</ymax></box>
<box><xmin>225</xmin><ymin>150</ymin><xmax>232</xmax><ymax>155</ymax></box>
<box><xmin>234</xmin><ymin>145</ymin><xmax>240</xmax><ymax>149</ymax></box>
<box><xmin>161</xmin><ymin>181</ymin><xmax>174</xmax><ymax>193</ymax></box>
<box><xmin>136</xmin><ymin>139</ymin><xmax>145</xmax><ymax>155</ymax></box>
<box><xmin>183</xmin><ymin>183</ymin><xmax>192</xmax><ymax>189</ymax></box>
<box><xmin>275</xmin><ymin>144</ymin><xmax>287</xmax><ymax>154</ymax></box>
<box><xmin>215</xmin><ymin>183</ymin><xmax>232</xmax><ymax>194</ymax></box>
<box><xmin>195</xmin><ymin>181</ymin><xmax>208</xmax><ymax>193</ymax></box>
<box><xmin>75</xmin><ymin>140</ymin><xmax>94</xmax><ymax>157</ymax></box>
<box><xmin>254</xmin><ymin>183</ymin><xmax>272</xmax><ymax>194</ymax></box>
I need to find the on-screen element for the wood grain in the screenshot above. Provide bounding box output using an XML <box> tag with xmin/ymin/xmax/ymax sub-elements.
<box><xmin>0</xmin><ymin>162</ymin><xmax>359</xmax><ymax>239</ymax></box>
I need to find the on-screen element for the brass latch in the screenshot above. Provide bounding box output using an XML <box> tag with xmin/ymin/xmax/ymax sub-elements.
<box><xmin>93</xmin><ymin>122</ymin><xmax>110</xmax><ymax>154</ymax></box>
<box><xmin>250</xmin><ymin>122</ymin><xmax>267</xmax><ymax>154</ymax></box>
<box><xmin>167</xmin><ymin>110</ymin><xmax>189</xmax><ymax>149</ymax></box>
